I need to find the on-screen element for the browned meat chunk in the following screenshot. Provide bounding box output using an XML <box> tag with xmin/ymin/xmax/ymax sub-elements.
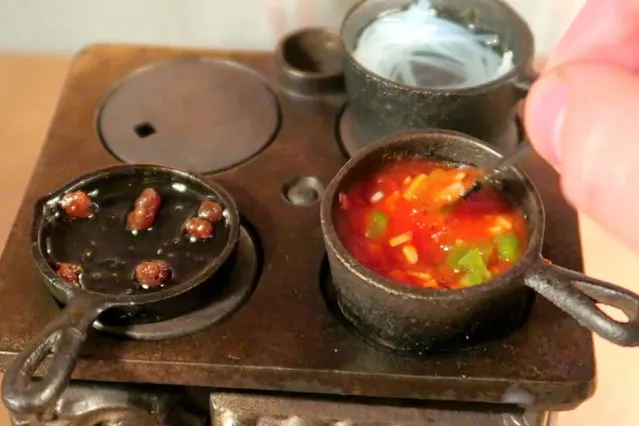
<box><xmin>197</xmin><ymin>199</ymin><xmax>223</xmax><ymax>223</ymax></box>
<box><xmin>59</xmin><ymin>191</ymin><xmax>93</xmax><ymax>218</ymax></box>
<box><xmin>135</xmin><ymin>188</ymin><xmax>161</xmax><ymax>212</ymax></box>
<box><xmin>57</xmin><ymin>263</ymin><xmax>82</xmax><ymax>285</ymax></box>
<box><xmin>184</xmin><ymin>217</ymin><xmax>214</xmax><ymax>239</ymax></box>
<box><xmin>126</xmin><ymin>208</ymin><xmax>155</xmax><ymax>231</ymax></box>
<box><xmin>134</xmin><ymin>260</ymin><xmax>171</xmax><ymax>287</ymax></box>
<box><xmin>127</xmin><ymin>188</ymin><xmax>161</xmax><ymax>231</ymax></box>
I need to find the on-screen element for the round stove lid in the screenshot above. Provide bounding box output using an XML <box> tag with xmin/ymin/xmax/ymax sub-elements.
<box><xmin>97</xmin><ymin>57</ymin><xmax>280</xmax><ymax>174</ymax></box>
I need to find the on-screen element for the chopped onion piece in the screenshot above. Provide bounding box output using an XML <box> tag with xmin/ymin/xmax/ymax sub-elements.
<box><xmin>488</xmin><ymin>215</ymin><xmax>514</xmax><ymax>234</ymax></box>
<box><xmin>370</xmin><ymin>191</ymin><xmax>384</xmax><ymax>203</ymax></box>
<box><xmin>389</xmin><ymin>232</ymin><xmax>413</xmax><ymax>247</ymax></box>
<box><xmin>454</xmin><ymin>171</ymin><xmax>466</xmax><ymax>180</ymax></box>
<box><xmin>407</xmin><ymin>270</ymin><xmax>431</xmax><ymax>280</ymax></box>
<box><xmin>403</xmin><ymin>174</ymin><xmax>429</xmax><ymax>200</ymax></box>
<box><xmin>438</xmin><ymin>181</ymin><xmax>466</xmax><ymax>202</ymax></box>
<box><xmin>495</xmin><ymin>215</ymin><xmax>513</xmax><ymax>230</ymax></box>
<box><xmin>402</xmin><ymin>244</ymin><xmax>419</xmax><ymax>264</ymax></box>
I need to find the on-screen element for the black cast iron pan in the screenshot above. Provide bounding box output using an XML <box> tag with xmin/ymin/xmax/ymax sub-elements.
<box><xmin>321</xmin><ymin>130</ymin><xmax>639</xmax><ymax>353</ymax></box>
<box><xmin>2</xmin><ymin>164</ymin><xmax>240</xmax><ymax>414</ymax></box>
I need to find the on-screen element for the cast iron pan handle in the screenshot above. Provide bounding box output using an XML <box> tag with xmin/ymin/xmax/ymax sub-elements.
<box><xmin>2</xmin><ymin>295</ymin><xmax>104</xmax><ymax>414</ymax></box>
<box><xmin>524</xmin><ymin>257</ymin><xmax>639</xmax><ymax>346</ymax></box>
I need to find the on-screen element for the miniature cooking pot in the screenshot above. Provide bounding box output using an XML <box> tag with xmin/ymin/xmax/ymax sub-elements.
<box><xmin>2</xmin><ymin>164</ymin><xmax>240</xmax><ymax>414</ymax></box>
<box><xmin>320</xmin><ymin>130</ymin><xmax>639</xmax><ymax>353</ymax></box>
<box><xmin>340</xmin><ymin>0</ymin><xmax>535</xmax><ymax>150</ymax></box>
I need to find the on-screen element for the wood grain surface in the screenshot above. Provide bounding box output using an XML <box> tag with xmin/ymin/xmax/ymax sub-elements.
<box><xmin>0</xmin><ymin>53</ymin><xmax>70</xmax><ymax>426</ymax></box>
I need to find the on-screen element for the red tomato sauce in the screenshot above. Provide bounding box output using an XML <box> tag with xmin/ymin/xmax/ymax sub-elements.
<box><xmin>335</xmin><ymin>159</ymin><xmax>528</xmax><ymax>290</ymax></box>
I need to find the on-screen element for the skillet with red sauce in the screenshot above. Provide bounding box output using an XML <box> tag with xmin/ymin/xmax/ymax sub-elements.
<box><xmin>321</xmin><ymin>130</ymin><xmax>639</xmax><ymax>353</ymax></box>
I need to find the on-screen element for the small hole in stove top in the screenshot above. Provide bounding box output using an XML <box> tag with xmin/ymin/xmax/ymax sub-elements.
<box><xmin>282</xmin><ymin>175</ymin><xmax>324</xmax><ymax>206</ymax></box>
<box><xmin>134</xmin><ymin>122</ymin><xmax>156</xmax><ymax>138</ymax></box>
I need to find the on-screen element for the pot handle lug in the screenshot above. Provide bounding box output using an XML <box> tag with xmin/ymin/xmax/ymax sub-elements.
<box><xmin>1</xmin><ymin>295</ymin><xmax>105</xmax><ymax>414</ymax></box>
<box><xmin>512</xmin><ymin>71</ymin><xmax>536</xmax><ymax>99</ymax></box>
<box><xmin>524</xmin><ymin>257</ymin><xmax>639</xmax><ymax>346</ymax></box>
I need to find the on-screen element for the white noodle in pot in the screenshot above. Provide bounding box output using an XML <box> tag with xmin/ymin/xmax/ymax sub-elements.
<box><xmin>352</xmin><ymin>0</ymin><xmax>514</xmax><ymax>89</ymax></box>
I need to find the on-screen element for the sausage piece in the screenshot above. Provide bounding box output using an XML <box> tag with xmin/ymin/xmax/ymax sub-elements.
<box><xmin>197</xmin><ymin>200</ymin><xmax>224</xmax><ymax>223</ymax></box>
<box><xmin>127</xmin><ymin>188</ymin><xmax>161</xmax><ymax>231</ymax></box>
<box><xmin>135</xmin><ymin>188</ymin><xmax>161</xmax><ymax>213</ymax></box>
<box><xmin>134</xmin><ymin>260</ymin><xmax>171</xmax><ymax>287</ymax></box>
<box><xmin>126</xmin><ymin>208</ymin><xmax>155</xmax><ymax>232</ymax></box>
<box><xmin>184</xmin><ymin>199</ymin><xmax>223</xmax><ymax>239</ymax></box>
<box><xmin>57</xmin><ymin>263</ymin><xmax>82</xmax><ymax>285</ymax></box>
<box><xmin>184</xmin><ymin>217</ymin><xmax>214</xmax><ymax>239</ymax></box>
<box><xmin>59</xmin><ymin>191</ymin><xmax>93</xmax><ymax>218</ymax></box>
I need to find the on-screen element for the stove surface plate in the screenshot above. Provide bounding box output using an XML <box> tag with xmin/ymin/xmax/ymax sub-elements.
<box><xmin>0</xmin><ymin>44</ymin><xmax>594</xmax><ymax>411</ymax></box>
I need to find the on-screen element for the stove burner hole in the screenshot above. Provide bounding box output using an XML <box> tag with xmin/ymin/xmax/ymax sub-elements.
<box><xmin>134</xmin><ymin>122</ymin><xmax>156</xmax><ymax>138</ymax></box>
<box><xmin>282</xmin><ymin>176</ymin><xmax>324</xmax><ymax>206</ymax></box>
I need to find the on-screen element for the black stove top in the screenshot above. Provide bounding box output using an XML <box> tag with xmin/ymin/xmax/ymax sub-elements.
<box><xmin>0</xmin><ymin>44</ymin><xmax>594</xmax><ymax>419</ymax></box>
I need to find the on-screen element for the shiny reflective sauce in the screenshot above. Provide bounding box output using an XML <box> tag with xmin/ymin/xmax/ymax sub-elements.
<box><xmin>46</xmin><ymin>178</ymin><xmax>228</xmax><ymax>295</ymax></box>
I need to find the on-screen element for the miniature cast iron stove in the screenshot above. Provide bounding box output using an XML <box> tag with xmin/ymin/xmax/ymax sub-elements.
<box><xmin>0</xmin><ymin>43</ymin><xmax>593</xmax><ymax>425</ymax></box>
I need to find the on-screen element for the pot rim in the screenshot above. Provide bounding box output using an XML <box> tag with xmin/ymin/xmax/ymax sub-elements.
<box><xmin>339</xmin><ymin>0</ymin><xmax>535</xmax><ymax>95</ymax></box>
<box><xmin>31</xmin><ymin>163</ymin><xmax>241</xmax><ymax>306</ymax></box>
<box><xmin>320</xmin><ymin>129</ymin><xmax>545</xmax><ymax>299</ymax></box>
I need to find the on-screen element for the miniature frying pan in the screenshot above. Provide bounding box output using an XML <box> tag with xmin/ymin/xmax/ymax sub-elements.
<box><xmin>2</xmin><ymin>164</ymin><xmax>240</xmax><ymax>414</ymax></box>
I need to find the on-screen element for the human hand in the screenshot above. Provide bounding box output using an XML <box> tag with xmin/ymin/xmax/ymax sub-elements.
<box><xmin>524</xmin><ymin>0</ymin><xmax>639</xmax><ymax>251</ymax></box>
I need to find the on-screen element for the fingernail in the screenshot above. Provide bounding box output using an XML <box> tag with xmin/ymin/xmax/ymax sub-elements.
<box><xmin>527</xmin><ymin>72</ymin><xmax>571</xmax><ymax>166</ymax></box>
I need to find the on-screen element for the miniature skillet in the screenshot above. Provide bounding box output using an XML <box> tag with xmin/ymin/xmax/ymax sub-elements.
<box><xmin>321</xmin><ymin>130</ymin><xmax>639</xmax><ymax>352</ymax></box>
<box><xmin>2</xmin><ymin>164</ymin><xmax>240</xmax><ymax>414</ymax></box>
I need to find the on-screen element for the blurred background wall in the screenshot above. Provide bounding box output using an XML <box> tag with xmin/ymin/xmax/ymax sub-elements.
<box><xmin>0</xmin><ymin>0</ymin><xmax>585</xmax><ymax>59</ymax></box>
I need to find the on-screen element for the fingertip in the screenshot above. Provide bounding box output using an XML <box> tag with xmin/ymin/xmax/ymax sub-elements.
<box><xmin>524</xmin><ymin>70</ymin><xmax>570</xmax><ymax>169</ymax></box>
<box><xmin>550</xmin><ymin>63</ymin><xmax>639</xmax><ymax>251</ymax></box>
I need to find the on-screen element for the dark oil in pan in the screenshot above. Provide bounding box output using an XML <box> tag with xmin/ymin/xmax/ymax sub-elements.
<box><xmin>44</xmin><ymin>178</ymin><xmax>230</xmax><ymax>295</ymax></box>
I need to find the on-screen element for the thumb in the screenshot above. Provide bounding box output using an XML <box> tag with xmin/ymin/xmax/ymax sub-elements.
<box><xmin>525</xmin><ymin>62</ymin><xmax>639</xmax><ymax>251</ymax></box>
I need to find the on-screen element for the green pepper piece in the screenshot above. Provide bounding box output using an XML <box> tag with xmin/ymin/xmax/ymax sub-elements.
<box><xmin>460</xmin><ymin>271</ymin><xmax>485</xmax><ymax>287</ymax></box>
<box><xmin>365</xmin><ymin>211</ymin><xmax>389</xmax><ymax>240</ymax></box>
<box><xmin>446</xmin><ymin>247</ymin><xmax>469</xmax><ymax>272</ymax></box>
<box><xmin>458</xmin><ymin>248</ymin><xmax>491</xmax><ymax>279</ymax></box>
<box><xmin>494</xmin><ymin>233</ymin><xmax>519</xmax><ymax>262</ymax></box>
